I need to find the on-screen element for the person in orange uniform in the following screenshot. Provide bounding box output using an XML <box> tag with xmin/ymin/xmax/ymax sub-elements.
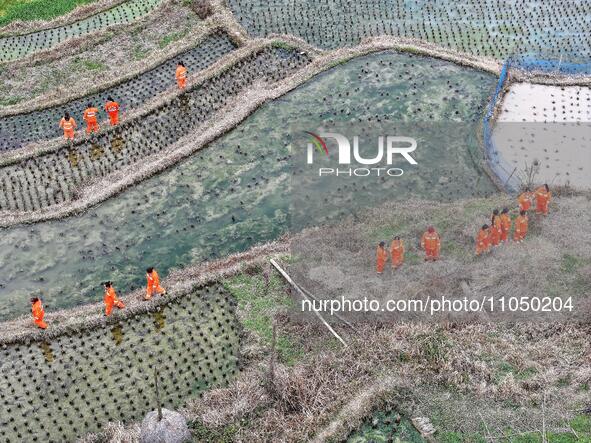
<box><xmin>513</xmin><ymin>210</ymin><xmax>528</xmax><ymax>242</ymax></box>
<box><xmin>376</xmin><ymin>241</ymin><xmax>388</xmax><ymax>274</ymax></box>
<box><xmin>175</xmin><ymin>61</ymin><xmax>187</xmax><ymax>89</ymax></box>
<box><xmin>103</xmin><ymin>281</ymin><xmax>125</xmax><ymax>316</ymax></box>
<box><xmin>489</xmin><ymin>209</ymin><xmax>502</xmax><ymax>247</ymax></box>
<box><xmin>535</xmin><ymin>184</ymin><xmax>551</xmax><ymax>215</ymax></box>
<box><xmin>31</xmin><ymin>297</ymin><xmax>47</xmax><ymax>329</ymax></box>
<box><xmin>421</xmin><ymin>226</ymin><xmax>441</xmax><ymax>262</ymax></box>
<box><xmin>59</xmin><ymin>112</ymin><xmax>77</xmax><ymax>141</ymax></box>
<box><xmin>83</xmin><ymin>103</ymin><xmax>100</xmax><ymax>134</ymax></box>
<box><xmin>499</xmin><ymin>207</ymin><xmax>512</xmax><ymax>243</ymax></box>
<box><xmin>145</xmin><ymin>267</ymin><xmax>167</xmax><ymax>300</ymax></box>
<box><xmin>475</xmin><ymin>224</ymin><xmax>491</xmax><ymax>255</ymax></box>
<box><xmin>104</xmin><ymin>96</ymin><xmax>120</xmax><ymax>126</ymax></box>
<box><xmin>390</xmin><ymin>236</ymin><xmax>404</xmax><ymax>272</ymax></box>
<box><xmin>518</xmin><ymin>187</ymin><xmax>532</xmax><ymax>212</ymax></box>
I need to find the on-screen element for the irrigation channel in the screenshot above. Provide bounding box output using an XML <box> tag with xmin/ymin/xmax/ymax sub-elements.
<box><xmin>0</xmin><ymin>31</ymin><xmax>237</xmax><ymax>151</ymax></box>
<box><xmin>0</xmin><ymin>50</ymin><xmax>497</xmax><ymax>320</ymax></box>
<box><xmin>0</xmin><ymin>0</ymin><xmax>165</xmax><ymax>62</ymax></box>
<box><xmin>0</xmin><ymin>283</ymin><xmax>240</xmax><ymax>442</ymax></box>
<box><xmin>228</xmin><ymin>0</ymin><xmax>591</xmax><ymax>62</ymax></box>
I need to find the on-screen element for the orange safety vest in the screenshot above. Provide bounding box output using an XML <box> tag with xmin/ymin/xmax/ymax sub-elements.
<box><xmin>476</xmin><ymin>228</ymin><xmax>490</xmax><ymax>248</ymax></box>
<box><xmin>83</xmin><ymin>107</ymin><xmax>99</xmax><ymax>123</ymax></box>
<box><xmin>59</xmin><ymin>117</ymin><xmax>76</xmax><ymax>131</ymax></box>
<box><xmin>500</xmin><ymin>213</ymin><xmax>511</xmax><ymax>231</ymax></box>
<box><xmin>32</xmin><ymin>300</ymin><xmax>45</xmax><ymax>321</ymax></box>
<box><xmin>104</xmin><ymin>287</ymin><xmax>118</xmax><ymax>305</ymax></box>
<box><xmin>147</xmin><ymin>270</ymin><xmax>160</xmax><ymax>287</ymax></box>
<box><xmin>105</xmin><ymin>101</ymin><xmax>120</xmax><ymax>114</ymax></box>
<box><xmin>515</xmin><ymin>215</ymin><xmax>528</xmax><ymax>235</ymax></box>
<box><xmin>176</xmin><ymin>66</ymin><xmax>187</xmax><ymax>80</ymax></box>
<box><xmin>518</xmin><ymin>192</ymin><xmax>532</xmax><ymax>211</ymax></box>
<box><xmin>535</xmin><ymin>187</ymin><xmax>551</xmax><ymax>206</ymax></box>
<box><xmin>390</xmin><ymin>239</ymin><xmax>404</xmax><ymax>256</ymax></box>
<box><xmin>421</xmin><ymin>231</ymin><xmax>440</xmax><ymax>251</ymax></box>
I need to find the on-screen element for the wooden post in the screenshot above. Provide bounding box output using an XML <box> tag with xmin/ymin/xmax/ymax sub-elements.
<box><xmin>270</xmin><ymin>259</ymin><xmax>347</xmax><ymax>347</ymax></box>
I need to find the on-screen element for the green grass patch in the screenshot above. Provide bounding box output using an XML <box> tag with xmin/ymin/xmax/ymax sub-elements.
<box><xmin>0</xmin><ymin>95</ymin><xmax>22</xmax><ymax>106</ymax></box>
<box><xmin>70</xmin><ymin>57</ymin><xmax>106</xmax><ymax>72</ymax></box>
<box><xmin>416</xmin><ymin>329</ymin><xmax>449</xmax><ymax>366</ymax></box>
<box><xmin>404</xmin><ymin>251</ymin><xmax>422</xmax><ymax>265</ymax></box>
<box><xmin>437</xmin><ymin>415</ymin><xmax>591</xmax><ymax>442</ymax></box>
<box><xmin>494</xmin><ymin>361</ymin><xmax>537</xmax><ymax>383</ymax></box>
<box><xmin>271</xmin><ymin>40</ymin><xmax>298</xmax><ymax>50</ymax></box>
<box><xmin>0</xmin><ymin>0</ymin><xmax>95</xmax><ymax>27</ymax></box>
<box><xmin>189</xmin><ymin>419</ymin><xmax>239</xmax><ymax>443</ymax></box>
<box><xmin>158</xmin><ymin>30</ymin><xmax>187</xmax><ymax>48</ymax></box>
<box><xmin>367</xmin><ymin>219</ymin><xmax>410</xmax><ymax>242</ymax></box>
<box><xmin>224</xmin><ymin>270</ymin><xmax>303</xmax><ymax>365</ymax></box>
<box><xmin>560</xmin><ymin>254</ymin><xmax>591</xmax><ymax>274</ymax></box>
<box><xmin>132</xmin><ymin>44</ymin><xmax>149</xmax><ymax>60</ymax></box>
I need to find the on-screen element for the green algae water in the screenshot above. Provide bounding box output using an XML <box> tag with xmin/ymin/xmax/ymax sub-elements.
<box><xmin>0</xmin><ymin>284</ymin><xmax>240</xmax><ymax>442</ymax></box>
<box><xmin>347</xmin><ymin>409</ymin><xmax>426</xmax><ymax>443</ymax></box>
<box><xmin>0</xmin><ymin>51</ymin><xmax>497</xmax><ymax>320</ymax></box>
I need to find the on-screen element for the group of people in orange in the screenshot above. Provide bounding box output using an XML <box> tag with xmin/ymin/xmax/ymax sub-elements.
<box><xmin>30</xmin><ymin>267</ymin><xmax>167</xmax><ymax>329</ymax></box>
<box><xmin>376</xmin><ymin>184</ymin><xmax>552</xmax><ymax>273</ymax></box>
<box><xmin>475</xmin><ymin>184</ymin><xmax>550</xmax><ymax>254</ymax></box>
<box><xmin>58</xmin><ymin>61</ymin><xmax>188</xmax><ymax>140</ymax></box>
<box><xmin>58</xmin><ymin>98</ymin><xmax>120</xmax><ymax>140</ymax></box>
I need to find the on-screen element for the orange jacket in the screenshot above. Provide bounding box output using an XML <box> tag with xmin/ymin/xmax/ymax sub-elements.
<box><xmin>146</xmin><ymin>270</ymin><xmax>160</xmax><ymax>288</ymax></box>
<box><xmin>421</xmin><ymin>231</ymin><xmax>440</xmax><ymax>251</ymax></box>
<box><xmin>59</xmin><ymin>117</ymin><xmax>77</xmax><ymax>131</ymax></box>
<box><xmin>376</xmin><ymin>246</ymin><xmax>388</xmax><ymax>263</ymax></box>
<box><xmin>518</xmin><ymin>192</ymin><xmax>532</xmax><ymax>211</ymax></box>
<box><xmin>175</xmin><ymin>66</ymin><xmax>187</xmax><ymax>80</ymax></box>
<box><xmin>390</xmin><ymin>239</ymin><xmax>404</xmax><ymax>257</ymax></box>
<box><xmin>32</xmin><ymin>300</ymin><xmax>45</xmax><ymax>321</ymax></box>
<box><xmin>83</xmin><ymin>107</ymin><xmax>99</xmax><ymax>124</ymax></box>
<box><xmin>514</xmin><ymin>215</ymin><xmax>528</xmax><ymax>235</ymax></box>
<box><xmin>500</xmin><ymin>213</ymin><xmax>511</xmax><ymax>231</ymax></box>
<box><xmin>535</xmin><ymin>187</ymin><xmax>551</xmax><ymax>206</ymax></box>
<box><xmin>492</xmin><ymin>216</ymin><xmax>502</xmax><ymax>233</ymax></box>
<box><xmin>476</xmin><ymin>228</ymin><xmax>490</xmax><ymax>249</ymax></box>
<box><xmin>104</xmin><ymin>287</ymin><xmax>119</xmax><ymax>305</ymax></box>
<box><xmin>105</xmin><ymin>101</ymin><xmax>120</xmax><ymax>115</ymax></box>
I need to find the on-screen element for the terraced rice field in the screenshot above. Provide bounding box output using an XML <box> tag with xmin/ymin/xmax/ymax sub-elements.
<box><xmin>0</xmin><ymin>283</ymin><xmax>240</xmax><ymax>442</ymax></box>
<box><xmin>0</xmin><ymin>46</ymin><xmax>310</xmax><ymax>212</ymax></box>
<box><xmin>0</xmin><ymin>0</ymin><xmax>165</xmax><ymax>62</ymax></box>
<box><xmin>228</xmin><ymin>0</ymin><xmax>591</xmax><ymax>62</ymax></box>
<box><xmin>0</xmin><ymin>31</ymin><xmax>237</xmax><ymax>150</ymax></box>
<box><xmin>0</xmin><ymin>51</ymin><xmax>497</xmax><ymax>320</ymax></box>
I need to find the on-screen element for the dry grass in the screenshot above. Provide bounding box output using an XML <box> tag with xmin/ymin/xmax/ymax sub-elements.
<box><xmin>72</xmin><ymin>195</ymin><xmax>591</xmax><ymax>442</ymax></box>
<box><xmin>78</xmin><ymin>421</ymin><xmax>141</xmax><ymax>443</ymax></box>
<box><xmin>182</xmin><ymin>321</ymin><xmax>589</xmax><ymax>442</ymax></box>
<box><xmin>0</xmin><ymin>0</ymin><xmax>127</xmax><ymax>35</ymax></box>
<box><xmin>0</xmin><ymin>0</ymin><xmax>204</xmax><ymax>112</ymax></box>
<box><xmin>288</xmin><ymin>195</ymin><xmax>591</xmax><ymax>324</ymax></box>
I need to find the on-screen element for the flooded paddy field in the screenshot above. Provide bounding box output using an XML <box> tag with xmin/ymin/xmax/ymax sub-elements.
<box><xmin>0</xmin><ymin>51</ymin><xmax>496</xmax><ymax>320</ymax></box>
<box><xmin>228</xmin><ymin>0</ymin><xmax>591</xmax><ymax>62</ymax></box>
